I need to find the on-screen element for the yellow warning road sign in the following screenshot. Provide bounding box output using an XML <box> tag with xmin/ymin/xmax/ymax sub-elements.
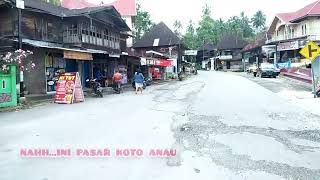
<box><xmin>300</xmin><ymin>41</ymin><xmax>320</xmax><ymax>62</ymax></box>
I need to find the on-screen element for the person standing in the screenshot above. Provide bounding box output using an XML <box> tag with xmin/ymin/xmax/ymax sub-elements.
<box><xmin>134</xmin><ymin>69</ymin><xmax>145</xmax><ymax>94</ymax></box>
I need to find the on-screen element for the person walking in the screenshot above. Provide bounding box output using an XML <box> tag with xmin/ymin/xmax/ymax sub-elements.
<box><xmin>134</xmin><ymin>69</ymin><xmax>145</xmax><ymax>94</ymax></box>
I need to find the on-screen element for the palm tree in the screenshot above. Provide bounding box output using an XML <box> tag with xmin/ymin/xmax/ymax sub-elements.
<box><xmin>251</xmin><ymin>10</ymin><xmax>266</xmax><ymax>31</ymax></box>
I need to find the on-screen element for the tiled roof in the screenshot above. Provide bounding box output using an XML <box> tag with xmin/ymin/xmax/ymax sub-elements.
<box><xmin>276</xmin><ymin>13</ymin><xmax>294</xmax><ymax>23</ymax></box>
<box><xmin>109</xmin><ymin>0</ymin><xmax>136</xmax><ymax>16</ymax></box>
<box><xmin>61</xmin><ymin>0</ymin><xmax>137</xmax><ymax>16</ymax></box>
<box><xmin>274</xmin><ymin>0</ymin><xmax>320</xmax><ymax>23</ymax></box>
<box><xmin>293</xmin><ymin>0</ymin><xmax>320</xmax><ymax>21</ymax></box>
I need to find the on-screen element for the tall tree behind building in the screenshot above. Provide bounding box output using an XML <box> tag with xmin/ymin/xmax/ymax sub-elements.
<box><xmin>135</xmin><ymin>2</ymin><xmax>154</xmax><ymax>41</ymax></box>
<box><xmin>182</xmin><ymin>20</ymin><xmax>197</xmax><ymax>49</ymax></box>
<box><xmin>196</xmin><ymin>4</ymin><xmax>218</xmax><ymax>45</ymax></box>
<box><xmin>173</xmin><ymin>20</ymin><xmax>183</xmax><ymax>38</ymax></box>
<box><xmin>251</xmin><ymin>10</ymin><xmax>266</xmax><ymax>33</ymax></box>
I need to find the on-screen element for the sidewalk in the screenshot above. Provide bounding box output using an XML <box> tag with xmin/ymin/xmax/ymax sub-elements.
<box><xmin>239</xmin><ymin>72</ymin><xmax>320</xmax><ymax>116</ymax></box>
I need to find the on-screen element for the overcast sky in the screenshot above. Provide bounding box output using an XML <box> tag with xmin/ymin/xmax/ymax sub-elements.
<box><xmin>89</xmin><ymin>0</ymin><xmax>316</xmax><ymax>32</ymax></box>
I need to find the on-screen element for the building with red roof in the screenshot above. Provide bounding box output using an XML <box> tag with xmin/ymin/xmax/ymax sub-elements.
<box><xmin>109</xmin><ymin>0</ymin><xmax>136</xmax><ymax>16</ymax></box>
<box><xmin>266</xmin><ymin>0</ymin><xmax>320</xmax><ymax>64</ymax></box>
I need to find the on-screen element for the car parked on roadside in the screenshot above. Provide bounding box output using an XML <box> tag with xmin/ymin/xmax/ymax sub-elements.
<box><xmin>257</xmin><ymin>63</ymin><xmax>280</xmax><ymax>78</ymax></box>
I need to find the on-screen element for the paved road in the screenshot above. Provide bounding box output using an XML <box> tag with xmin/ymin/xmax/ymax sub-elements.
<box><xmin>240</xmin><ymin>72</ymin><xmax>312</xmax><ymax>95</ymax></box>
<box><xmin>0</xmin><ymin>71</ymin><xmax>320</xmax><ymax>180</ymax></box>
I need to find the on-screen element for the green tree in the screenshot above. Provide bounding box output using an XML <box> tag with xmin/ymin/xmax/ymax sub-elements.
<box><xmin>182</xmin><ymin>20</ymin><xmax>197</xmax><ymax>49</ymax></box>
<box><xmin>135</xmin><ymin>3</ymin><xmax>154</xmax><ymax>40</ymax></box>
<box><xmin>196</xmin><ymin>4</ymin><xmax>217</xmax><ymax>45</ymax></box>
<box><xmin>239</xmin><ymin>11</ymin><xmax>254</xmax><ymax>38</ymax></box>
<box><xmin>47</xmin><ymin>0</ymin><xmax>60</xmax><ymax>6</ymax></box>
<box><xmin>225</xmin><ymin>12</ymin><xmax>254</xmax><ymax>39</ymax></box>
<box><xmin>252</xmin><ymin>10</ymin><xmax>266</xmax><ymax>32</ymax></box>
<box><xmin>173</xmin><ymin>20</ymin><xmax>183</xmax><ymax>37</ymax></box>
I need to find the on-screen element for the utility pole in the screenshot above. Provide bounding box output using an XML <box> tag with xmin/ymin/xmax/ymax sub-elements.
<box><xmin>16</xmin><ymin>0</ymin><xmax>25</xmax><ymax>100</ymax></box>
<box><xmin>202</xmin><ymin>39</ymin><xmax>205</xmax><ymax>63</ymax></box>
<box><xmin>18</xmin><ymin>8</ymin><xmax>24</xmax><ymax>99</ymax></box>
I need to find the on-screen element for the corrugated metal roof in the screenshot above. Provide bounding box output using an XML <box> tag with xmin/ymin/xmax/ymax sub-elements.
<box><xmin>4</xmin><ymin>0</ymin><xmax>130</xmax><ymax>31</ymax></box>
<box><xmin>133</xmin><ymin>22</ymin><xmax>180</xmax><ymax>48</ymax></box>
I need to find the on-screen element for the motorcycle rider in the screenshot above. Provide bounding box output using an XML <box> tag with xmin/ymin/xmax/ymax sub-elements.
<box><xmin>112</xmin><ymin>70</ymin><xmax>122</xmax><ymax>93</ymax></box>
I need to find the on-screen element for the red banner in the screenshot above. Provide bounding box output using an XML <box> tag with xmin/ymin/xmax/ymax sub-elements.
<box><xmin>155</xmin><ymin>59</ymin><xmax>173</xmax><ymax>67</ymax></box>
<box><xmin>55</xmin><ymin>72</ymin><xmax>84</xmax><ymax>104</ymax></box>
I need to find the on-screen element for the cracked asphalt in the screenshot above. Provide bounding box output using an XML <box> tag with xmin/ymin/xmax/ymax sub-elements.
<box><xmin>0</xmin><ymin>71</ymin><xmax>320</xmax><ymax>180</ymax></box>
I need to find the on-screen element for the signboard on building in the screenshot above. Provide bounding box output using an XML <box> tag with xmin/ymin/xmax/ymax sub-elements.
<box><xmin>64</xmin><ymin>51</ymin><xmax>93</xmax><ymax>61</ymax></box>
<box><xmin>155</xmin><ymin>59</ymin><xmax>172</xmax><ymax>67</ymax></box>
<box><xmin>277</xmin><ymin>41</ymin><xmax>299</xmax><ymax>51</ymax></box>
<box><xmin>146</xmin><ymin>59</ymin><xmax>155</xmax><ymax>65</ymax></box>
<box><xmin>55</xmin><ymin>72</ymin><xmax>84</xmax><ymax>104</ymax></box>
<box><xmin>184</xmin><ymin>50</ymin><xmax>198</xmax><ymax>56</ymax></box>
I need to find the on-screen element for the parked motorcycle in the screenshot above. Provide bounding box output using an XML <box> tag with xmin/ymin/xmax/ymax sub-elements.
<box><xmin>316</xmin><ymin>86</ymin><xmax>320</xmax><ymax>98</ymax></box>
<box><xmin>86</xmin><ymin>78</ymin><xmax>103</xmax><ymax>97</ymax></box>
<box><xmin>145</xmin><ymin>77</ymin><xmax>152</xmax><ymax>86</ymax></box>
<box><xmin>113</xmin><ymin>81</ymin><xmax>122</xmax><ymax>94</ymax></box>
<box><xmin>132</xmin><ymin>77</ymin><xmax>151</xmax><ymax>90</ymax></box>
<box><xmin>178</xmin><ymin>72</ymin><xmax>184</xmax><ymax>81</ymax></box>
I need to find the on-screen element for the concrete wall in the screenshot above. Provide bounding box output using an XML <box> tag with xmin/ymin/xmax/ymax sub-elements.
<box><xmin>123</xmin><ymin>16</ymin><xmax>134</xmax><ymax>47</ymax></box>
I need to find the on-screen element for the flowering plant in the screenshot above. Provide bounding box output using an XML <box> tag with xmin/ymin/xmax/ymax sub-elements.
<box><xmin>0</xmin><ymin>49</ymin><xmax>34</xmax><ymax>73</ymax></box>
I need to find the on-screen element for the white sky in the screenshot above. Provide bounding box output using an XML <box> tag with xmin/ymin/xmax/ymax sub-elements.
<box><xmin>89</xmin><ymin>0</ymin><xmax>316</xmax><ymax>33</ymax></box>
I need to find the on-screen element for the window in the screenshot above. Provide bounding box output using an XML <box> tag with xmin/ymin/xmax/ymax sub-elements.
<box><xmin>292</xmin><ymin>29</ymin><xmax>295</xmax><ymax>38</ymax></box>
<box><xmin>302</xmin><ymin>24</ymin><xmax>307</xmax><ymax>35</ymax></box>
<box><xmin>305</xmin><ymin>24</ymin><xmax>307</xmax><ymax>34</ymax></box>
<box><xmin>47</xmin><ymin>22</ymin><xmax>53</xmax><ymax>40</ymax></box>
<box><xmin>2</xmin><ymin>80</ymin><xmax>5</xmax><ymax>89</ymax></box>
<box><xmin>153</xmin><ymin>38</ymin><xmax>160</xmax><ymax>46</ymax></box>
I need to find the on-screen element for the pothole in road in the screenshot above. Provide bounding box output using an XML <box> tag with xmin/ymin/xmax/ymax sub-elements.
<box><xmin>172</xmin><ymin>113</ymin><xmax>320</xmax><ymax>180</ymax></box>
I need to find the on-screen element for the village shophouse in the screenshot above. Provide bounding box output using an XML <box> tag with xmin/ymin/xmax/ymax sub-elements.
<box><xmin>0</xmin><ymin>0</ymin><xmax>131</xmax><ymax>95</ymax></box>
<box><xmin>266</xmin><ymin>0</ymin><xmax>320</xmax><ymax>65</ymax></box>
<box><xmin>132</xmin><ymin>22</ymin><xmax>182</xmax><ymax>80</ymax></box>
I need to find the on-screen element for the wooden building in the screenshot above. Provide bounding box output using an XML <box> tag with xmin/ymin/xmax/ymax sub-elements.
<box><xmin>0</xmin><ymin>0</ymin><xmax>130</xmax><ymax>94</ymax></box>
<box><xmin>132</xmin><ymin>22</ymin><xmax>182</xmax><ymax>79</ymax></box>
<box><xmin>214</xmin><ymin>34</ymin><xmax>248</xmax><ymax>71</ymax></box>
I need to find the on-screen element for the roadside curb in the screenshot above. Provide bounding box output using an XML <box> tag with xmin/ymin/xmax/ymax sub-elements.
<box><xmin>0</xmin><ymin>99</ymin><xmax>54</xmax><ymax>113</ymax></box>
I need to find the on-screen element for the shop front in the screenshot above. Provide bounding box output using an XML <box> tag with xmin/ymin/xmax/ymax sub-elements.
<box><xmin>92</xmin><ymin>54</ymin><xmax>129</xmax><ymax>87</ymax></box>
<box><xmin>146</xmin><ymin>58</ymin><xmax>173</xmax><ymax>80</ymax></box>
<box><xmin>45</xmin><ymin>50</ymin><xmax>93</xmax><ymax>93</ymax></box>
<box><xmin>276</xmin><ymin>40</ymin><xmax>307</xmax><ymax>63</ymax></box>
<box><xmin>22</xmin><ymin>42</ymin><xmax>94</xmax><ymax>95</ymax></box>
